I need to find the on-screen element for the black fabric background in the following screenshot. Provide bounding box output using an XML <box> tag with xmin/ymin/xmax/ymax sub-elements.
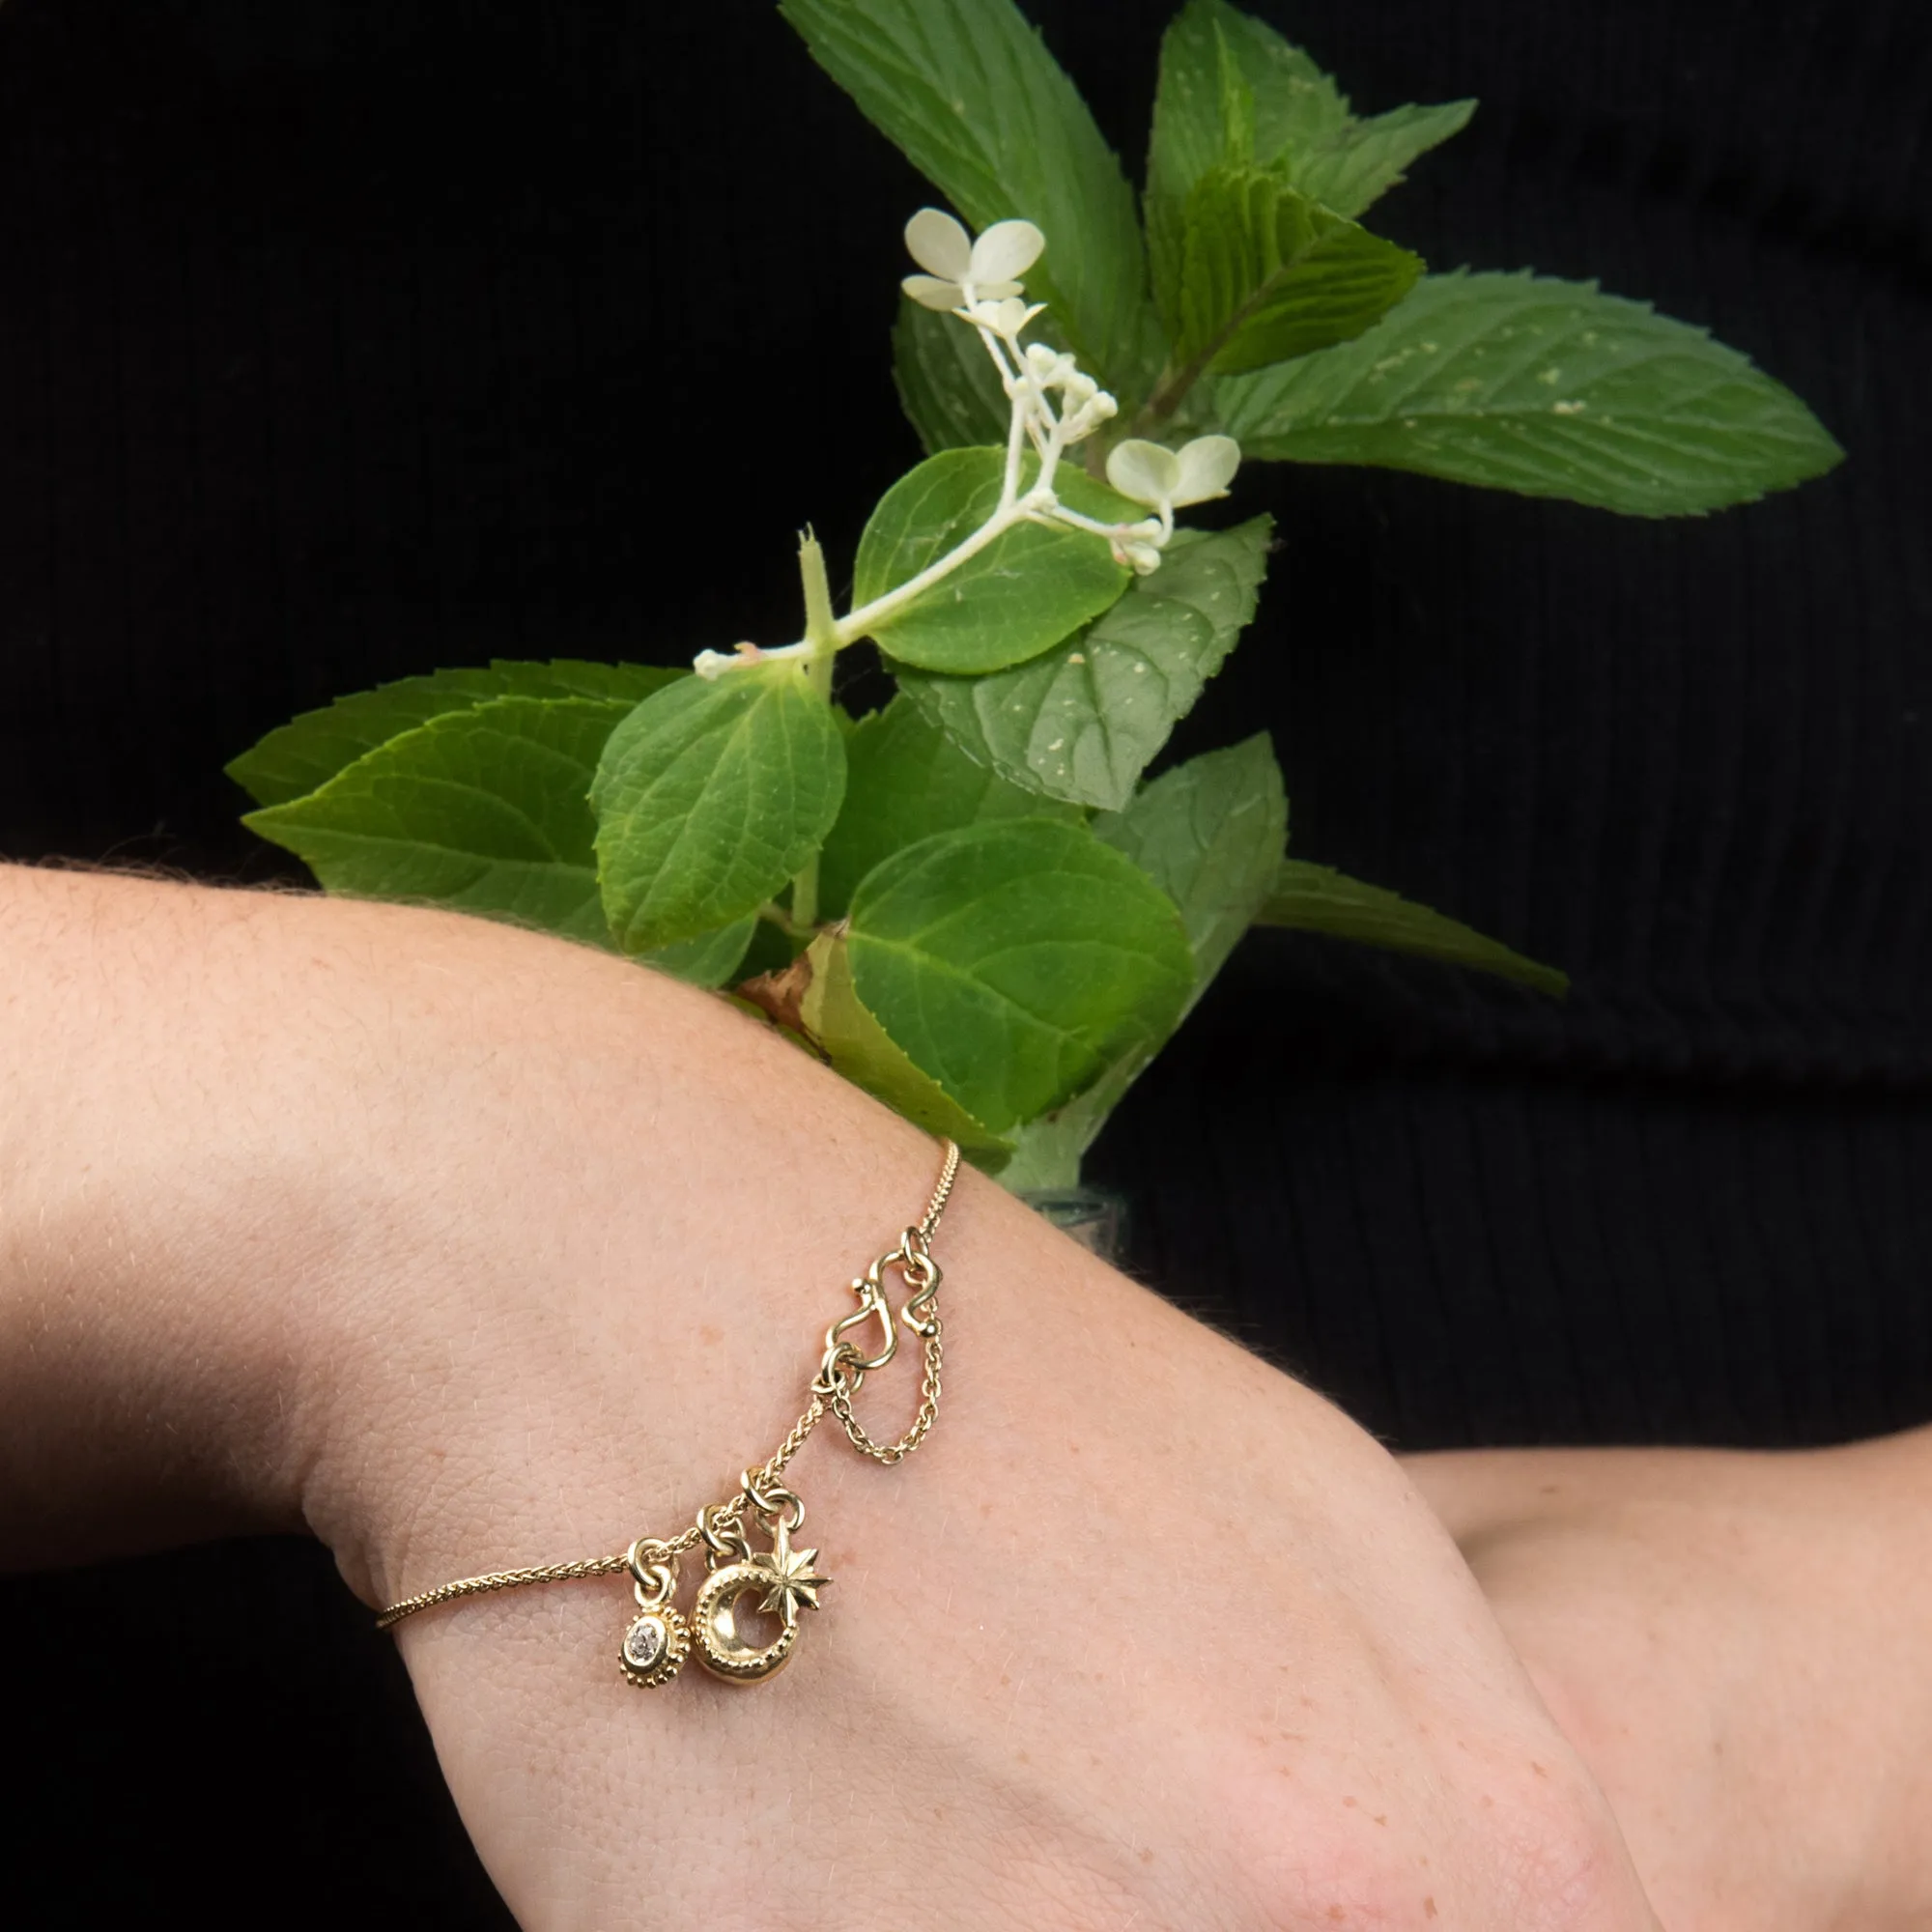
<box><xmin>1</xmin><ymin>0</ymin><xmax>1925</xmax><ymax>1919</ymax></box>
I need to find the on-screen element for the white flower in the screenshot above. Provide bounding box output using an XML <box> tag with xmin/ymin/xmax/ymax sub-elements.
<box><xmin>1104</xmin><ymin>436</ymin><xmax>1242</xmax><ymax>514</ymax></box>
<box><xmin>1060</xmin><ymin>387</ymin><xmax>1118</xmax><ymax>445</ymax></box>
<box><xmin>1024</xmin><ymin>342</ymin><xmax>1077</xmax><ymax>387</ymax></box>
<box><xmin>1110</xmin><ymin>526</ymin><xmax>1166</xmax><ymax>574</ymax></box>
<box><xmin>1021</xmin><ymin>344</ymin><xmax>1102</xmax><ymax>406</ymax></box>
<box><xmin>901</xmin><ymin>209</ymin><xmax>1045</xmax><ymax>311</ymax></box>
<box><xmin>957</xmin><ymin>295</ymin><xmax>1045</xmax><ymax>342</ymax></box>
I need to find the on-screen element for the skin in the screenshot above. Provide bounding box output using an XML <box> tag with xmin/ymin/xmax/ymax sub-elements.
<box><xmin>1408</xmin><ymin>1434</ymin><xmax>1932</xmax><ymax>1932</ymax></box>
<box><xmin>0</xmin><ymin>864</ymin><xmax>1659</xmax><ymax>1931</ymax></box>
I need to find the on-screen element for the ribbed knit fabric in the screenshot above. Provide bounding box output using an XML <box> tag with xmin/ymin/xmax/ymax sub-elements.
<box><xmin>0</xmin><ymin>0</ymin><xmax>1924</xmax><ymax>1917</ymax></box>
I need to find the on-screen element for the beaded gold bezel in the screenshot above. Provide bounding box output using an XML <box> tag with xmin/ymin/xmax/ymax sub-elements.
<box><xmin>619</xmin><ymin>1605</ymin><xmax>691</xmax><ymax>1689</ymax></box>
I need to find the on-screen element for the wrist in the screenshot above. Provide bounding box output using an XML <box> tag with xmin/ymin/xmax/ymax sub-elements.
<box><xmin>276</xmin><ymin>896</ymin><xmax>968</xmax><ymax>1611</ymax></box>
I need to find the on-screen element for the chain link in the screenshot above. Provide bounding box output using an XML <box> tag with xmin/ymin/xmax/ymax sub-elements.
<box><xmin>828</xmin><ymin>1323</ymin><xmax>943</xmax><ymax>1463</ymax></box>
<box><xmin>375</xmin><ymin>1555</ymin><xmax>632</xmax><ymax>1629</ymax></box>
<box><xmin>917</xmin><ymin>1143</ymin><xmax>959</xmax><ymax>1240</ymax></box>
<box><xmin>377</xmin><ymin>1139</ymin><xmax>961</xmax><ymax>1630</ymax></box>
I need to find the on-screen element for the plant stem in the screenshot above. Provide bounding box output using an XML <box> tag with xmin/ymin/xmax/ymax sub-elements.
<box><xmin>788</xmin><ymin>530</ymin><xmax>840</xmax><ymax>932</ymax></box>
<box><xmin>702</xmin><ymin>331</ymin><xmax>1124</xmax><ymax>683</ymax></box>
<box><xmin>1125</xmin><ymin>350</ymin><xmax>1214</xmax><ymax>441</ymax></box>
<box><xmin>798</xmin><ymin>529</ymin><xmax>838</xmax><ymax>700</ymax></box>
<box><xmin>834</xmin><ymin>498</ymin><xmax>1027</xmax><ymax>645</ymax></box>
<box><xmin>1128</xmin><ymin>242</ymin><xmax>1321</xmax><ymax>441</ymax></box>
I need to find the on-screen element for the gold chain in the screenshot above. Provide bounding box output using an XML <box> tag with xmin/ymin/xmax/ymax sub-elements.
<box><xmin>828</xmin><ymin>1327</ymin><xmax>942</xmax><ymax>1463</ymax></box>
<box><xmin>376</xmin><ymin>1140</ymin><xmax>962</xmax><ymax>1691</ymax></box>
<box><xmin>372</xmin><ymin>1554</ymin><xmax>632</xmax><ymax>1625</ymax></box>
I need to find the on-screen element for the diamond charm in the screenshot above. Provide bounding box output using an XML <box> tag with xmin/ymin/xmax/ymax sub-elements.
<box><xmin>619</xmin><ymin>1605</ymin><xmax>689</xmax><ymax>1689</ymax></box>
<box><xmin>624</xmin><ymin>1615</ymin><xmax>666</xmax><ymax>1670</ymax></box>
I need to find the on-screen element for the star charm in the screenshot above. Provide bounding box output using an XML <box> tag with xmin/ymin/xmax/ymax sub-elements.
<box><xmin>754</xmin><ymin>1521</ymin><xmax>832</xmax><ymax>1624</ymax></box>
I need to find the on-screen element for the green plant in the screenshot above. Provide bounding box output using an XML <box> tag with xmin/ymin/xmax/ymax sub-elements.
<box><xmin>229</xmin><ymin>0</ymin><xmax>1841</xmax><ymax>1191</ymax></box>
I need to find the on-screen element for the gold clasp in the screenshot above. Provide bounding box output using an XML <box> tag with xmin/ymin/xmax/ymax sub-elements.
<box><xmin>890</xmin><ymin>1225</ymin><xmax>943</xmax><ymax>1338</ymax></box>
<box><xmin>818</xmin><ymin>1262</ymin><xmax>898</xmax><ymax>1391</ymax></box>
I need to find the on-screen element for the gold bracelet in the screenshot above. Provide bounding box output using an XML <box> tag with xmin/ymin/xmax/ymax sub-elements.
<box><xmin>376</xmin><ymin>1139</ymin><xmax>962</xmax><ymax>1690</ymax></box>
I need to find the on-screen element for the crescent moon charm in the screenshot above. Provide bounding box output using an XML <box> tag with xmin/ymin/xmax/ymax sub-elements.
<box><xmin>693</xmin><ymin>1561</ymin><xmax>801</xmax><ymax>1683</ymax></box>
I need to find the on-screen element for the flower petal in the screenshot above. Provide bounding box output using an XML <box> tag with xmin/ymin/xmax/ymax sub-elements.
<box><xmin>1105</xmin><ymin>439</ymin><xmax>1183</xmax><ymax>508</ymax></box>
<box><xmin>968</xmin><ymin>218</ymin><xmax>1045</xmax><ymax>286</ymax></box>
<box><xmin>1061</xmin><ymin>387</ymin><xmax>1118</xmax><ymax>442</ymax></box>
<box><xmin>963</xmin><ymin>296</ymin><xmax>1043</xmax><ymax>340</ymax></box>
<box><xmin>902</xmin><ymin>274</ymin><xmax>966</xmax><ymax>311</ymax></box>
<box><xmin>904</xmin><ymin>208</ymin><xmax>973</xmax><ymax>281</ymax></box>
<box><xmin>1170</xmin><ymin>435</ymin><xmax>1241</xmax><ymax>507</ymax></box>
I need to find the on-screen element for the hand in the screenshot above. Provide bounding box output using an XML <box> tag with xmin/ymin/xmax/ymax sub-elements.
<box><xmin>1407</xmin><ymin>1435</ymin><xmax>1932</xmax><ymax>1932</ymax></box>
<box><xmin>0</xmin><ymin>868</ymin><xmax>1662</xmax><ymax>1929</ymax></box>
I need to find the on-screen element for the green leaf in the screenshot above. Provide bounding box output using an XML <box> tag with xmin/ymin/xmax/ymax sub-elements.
<box><xmin>892</xmin><ymin>297</ymin><xmax>1014</xmax><ymax>455</ymax></box>
<box><xmin>1147</xmin><ymin>9</ymin><xmax>1246</xmax><ymax>324</ymax></box>
<box><xmin>1095</xmin><ymin>732</ymin><xmax>1286</xmax><ymax>988</ymax></box>
<box><xmin>799</xmin><ymin>932</ymin><xmax>1013</xmax><ymax>1171</ymax></box>
<box><xmin>1217</xmin><ymin>270</ymin><xmax>1845</xmax><ymax>515</ymax></box>
<box><xmin>1196</xmin><ymin>1</ymin><xmax>1350</xmax><ymax>161</ymax></box>
<box><xmin>591</xmin><ymin>668</ymin><xmax>846</xmax><ymax>951</ymax></box>
<box><xmin>852</xmin><ymin>448</ymin><xmax>1133</xmax><ymax>673</ymax></box>
<box><xmin>244</xmin><ymin>696</ymin><xmax>637</xmax><ymax>946</ymax></box>
<box><xmin>780</xmin><ymin>0</ymin><xmax>1163</xmax><ymax>397</ymax></box>
<box><xmin>1292</xmin><ymin>100</ymin><xmax>1477</xmax><ymax>221</ymax></box>
<box><xmin>845</xmin><ymin>818</ymin><xmax>1194</xmax><ymax>1134</ymax></box>
<box><xmin>1002</xmin><ymin>733</ymin><xmax>1287</xmax><ymax>1191</ymax></box>
<box><xmin>1146</xmin><ymin>0</ymin><xmax>1469</xmax><ymax>309</ymax></box>
<box><xmin>1149</xmin><ymin>0</ymin><xmax>1346</xmax><ymax>206</ymax></box>
<box><xmin>228</xmin><ymin>660</ymin><xmax>684</xmax><ymax>809</ymax></box>
<box><xmin>815</xmin><ymin>696</ymin><xmax>1078</xmax><ymax>921</ymax></box>
<box><xmin>1173</xmin><ymin>165</ymin><xmax>1422</xmax><ymax>377</ymax></box>
<box><xmin>644</xmin><ymin>917</ymin><xmax>758</xmax><ymax>989</ymax></box>
<box><xmin>997</xmin><ymin>1048</ymin><xmax>1146</xmax><ymax>1193</ymax></box>
<box><xmin>895</xmin><ymin>517</ymin><xmax>1272</xmax><ymax>812</ymax></box>
<box><xmin>1257</xmin><ymin>859</ymin><xmax>1568</xmax><ymax>995</ymax></box>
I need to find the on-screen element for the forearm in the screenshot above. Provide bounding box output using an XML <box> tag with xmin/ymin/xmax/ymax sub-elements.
<box><xmin>1407</xmin><ymin>1429</ymin><xmax>1932</xmax><ymax>1681</ymax></box>
<box><xmin>0</xmin><ymin>864</ymin><xmax>372</xmax><ymax>1561</ymax></box>
<box><xmin>0</xmin><ymin>861</ymin><xmax>969</xmax><ymax>1580</ymax></box>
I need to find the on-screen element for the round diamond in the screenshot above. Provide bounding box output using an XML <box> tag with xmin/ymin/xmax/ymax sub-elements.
<box><xmin>624</xmin><ymin>1615</ymin><xmax>666</xmax><ymax>1669</ymax></box>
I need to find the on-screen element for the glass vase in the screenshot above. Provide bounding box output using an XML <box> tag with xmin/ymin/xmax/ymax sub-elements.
<box><xmin>1016</xmin><ymin>1185</ymin><xmax>1128</xmax><ymax>1266</ymax></box>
